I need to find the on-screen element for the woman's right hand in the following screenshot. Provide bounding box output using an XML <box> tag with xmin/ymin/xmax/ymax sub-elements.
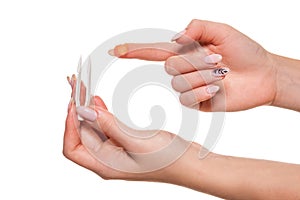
<box><xmin>109</xmin><ymin>20</ymin><xmax>278</xmax><ymax>111</ymax></box>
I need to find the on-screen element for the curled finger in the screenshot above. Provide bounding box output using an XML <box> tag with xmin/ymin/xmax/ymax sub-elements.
<box><xmin>165</xmin><ymin>53</ymin><xmax>222</xmax><ymax>75</ymax></box>
<box><xmin>179</xmin><ymin>85</ymin><xmax>220</xmax><ymax>108</ymax></box>
<box><xmin>171</xmin><ymin>67</ymin><xmax>229</xmax><ymax>92</ymax></box>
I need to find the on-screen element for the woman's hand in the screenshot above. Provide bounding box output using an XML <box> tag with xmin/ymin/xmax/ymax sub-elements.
<box><xmin>64</xmin><ymin>77</ymin><xmax>300</xmax><ymax>199</ymax></box>
<box><xmin>109</xmin><ymin>20</ymin><xmax>278</xmax><ymax>111</ymax></box>
<box><xmin>63</xmin><ymin>95</ymin><xmax>300</xmax><ymax>199</ymax></box>
<box><xmin>64</xmin><ymin>76</ymin><xmax>202</xmax><ymax>182</ymax></box>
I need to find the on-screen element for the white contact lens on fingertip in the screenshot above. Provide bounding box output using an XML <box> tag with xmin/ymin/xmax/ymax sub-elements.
<box><xmin>212</xmin><ymin>67</ymin><xmax>230</xmax><ymax>77</ymax></box>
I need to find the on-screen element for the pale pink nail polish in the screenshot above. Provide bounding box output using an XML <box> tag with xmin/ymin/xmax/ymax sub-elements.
<box><xmin>171</xmin><ymin>30</ymin><xmax>186</xmax><ymax>41</ymax></box>
<box><xmin>76</xmin><ymin>106</ymin><xmax>97</xmax><ymax>122</ymax></box>
<box><xmin>206</xmin><ymin>85</ymin><xmax>220</xmax><ymax>94</ymax></box>
<box><xmin>204</xmin><ymin>54</ymin><xmax>222</xmax><ymax>64</ymax></box>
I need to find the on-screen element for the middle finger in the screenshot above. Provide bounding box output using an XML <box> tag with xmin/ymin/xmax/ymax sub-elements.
<box><xmin>171</xmin><ymin>68</ymin><xmax>229</xmax><ymax>92</ymax></box>
<box><xmin>165</xmin><ymin>53</ymin><xmax>222</xmax><ymax>75</ymax></box>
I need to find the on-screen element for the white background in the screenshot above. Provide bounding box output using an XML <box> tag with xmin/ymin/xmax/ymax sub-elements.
<box><xmin>0</xmin><ymin>0</ymin><xmax>300</xmax><ymax>199</ymax></box>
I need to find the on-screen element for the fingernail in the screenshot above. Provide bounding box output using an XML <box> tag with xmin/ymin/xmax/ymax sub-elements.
<box><xmin>171</xmin><ymin>29</ymin><xmax>186</xmax><ymax>41</ymax></box>
<box><xmin>206</xmin><ymin>85</ymin><xmax>220</xmax><ymax>94</ymax></box>
<box><xmin>108</xmin><ymin>44</ymin><xmax>128</xmax><ymax>57</ymax></box>
<box><xmin>108</xmin><ymin>49</ymin><xmax>115</xmax><ymax>56</ymax></box>
<box><xmin>212</xmin><ymin>67</ymin><xmax>230</xmax><ymax>77</ymax></box>
<box><xmin>204</xmin><ymin>54</ymin><xmax>222</xmax><ymax>64</ymax></box>
<box><xmin>76</xmin><ymin>106</ymin><xmax>97</xmax><ymax>122</ymax></box>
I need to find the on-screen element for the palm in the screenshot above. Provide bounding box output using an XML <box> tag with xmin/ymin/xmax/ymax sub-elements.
<box><xmin>199</xmin><ymin>32</ymin><xmax>277</xmax><ymax>111</ymax></box>
<box><xmin>215</xmin><ymin>68</ymin><xmax>276</xmax><ymax>111</ymax></box>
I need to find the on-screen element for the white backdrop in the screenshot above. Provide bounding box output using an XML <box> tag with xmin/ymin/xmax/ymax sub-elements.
<box><xmin>0</xmin><ymin>0</ymin><xmax>299</xmax><ymax>199</ymax></box>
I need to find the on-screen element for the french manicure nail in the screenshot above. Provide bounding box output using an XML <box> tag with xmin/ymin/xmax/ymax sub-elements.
<box><xmin>108</xmin><ymin>49</ymin><xmax>115</xmax><ymax>56</ymax></box>
<box><xmin>76</xmin><ymin>106</ymin><xmax>97</xmax><ymax>122</ymax></box>
<box><xmin>212</xmin><ymin>67</ymin><xmax>230</xmax><ymax>77</ymax></box>
<box><xmin>204</xmin><ymin>54</ymin><xmax>222</xmax><ymax>64</ymax></box>
<box><xmin>206</xmin><ymin>85</ymin><xmax>220</xmax><ymax>94</ymax></box>
<box><xmin>171</xmin><ymin>29</ymin><xmax>186</xmax><ymax>41</ymax></box>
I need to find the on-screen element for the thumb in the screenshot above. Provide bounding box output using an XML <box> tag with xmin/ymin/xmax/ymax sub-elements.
<box><xmin>76</xmin><ymin>106</ymin><xmax>136</xmax><ymax>150</ymax></box>
<box><xmin>173</xmin><ymin>19</ymin><xmax>233</xmax><ymax>46</ymax></box>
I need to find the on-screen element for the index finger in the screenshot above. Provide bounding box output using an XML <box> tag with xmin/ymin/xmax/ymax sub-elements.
<box><xmin>108</xmin><ymin>42</ymin><xmax>192</xmax><ymax>61</ymax></box>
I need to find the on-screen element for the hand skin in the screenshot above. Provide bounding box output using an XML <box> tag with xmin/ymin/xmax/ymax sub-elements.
<box><xmin>64</xmin><ymin>94</ymin><xmax>300</xmax><ymax>200</ymax></box>
<box><xmin>109</xmin><ymin>19</ymin><xmax>300</xmax><ymax>112</ymax></box>
<box><xmin>63</xmin><ymin>19</ymin><xmax>300</xmax><ymax>199</ymax></box>
<box><xmin>271</xmin><ymin>54</ymin><xmax>300</xmax><ymax>111</ymax></box>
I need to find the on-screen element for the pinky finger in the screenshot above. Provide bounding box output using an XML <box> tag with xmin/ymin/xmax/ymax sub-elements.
<box><xmin>179</xmin><ymin>85</ymin><xmax>220</xmax><ymax>108</ymax></box>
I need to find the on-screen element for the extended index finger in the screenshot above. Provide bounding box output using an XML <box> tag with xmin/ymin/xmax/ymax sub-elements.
<box><xmin>108</xmin><ymin>42</ymin><xmax>188</xmax><ymax>61</ymax></box>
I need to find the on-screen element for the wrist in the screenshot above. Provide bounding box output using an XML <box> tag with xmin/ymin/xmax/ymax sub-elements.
<box><xmin>165</xmin><ymin>144</ymin><xmax>242</xmax><ymax>198</ymax></box>
<box><xmin>270</xmin><ymin>53</ymin><xmax>300</xmax><ymax>111</ymax></box>
<box><xmin>159</xmin><ymin>142</ymin><xmax>222</xmax><ymax>191</ymax></box>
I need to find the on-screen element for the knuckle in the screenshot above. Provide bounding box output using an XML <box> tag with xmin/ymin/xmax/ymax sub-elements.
<box><xmin>164</xmin><ymin>57</ymin><xmax>174</xmax><ymax>74</ymax></box>
<box><xmin>62</xmin><ymin>148</ymin><xmax>71</xmax><ymax>159</ymax></box>
<box><xmin>221</xmin><ymin>22</ymin><xmax>232</xmax><ymax>30</ymax></box>
<box><xmin>171</xmin><ymin>76</ymin><xmax>180</xmax><ymax>92</ymax></box>
<box><xmin>179</xmin><ymin>93</ymin><xmax>189</xmax><ymax>107</ymax></box>
<box><xmin>97</xmin><ymin>167</ymin><xmax>116</xmax><ymax>180</ymax></box>
<box><xmin>195</xmin><ymin>89</ymin><xmax>210</xmax><ymax>102</ymax></box>
<box><xmin>165</xmin><ymin>56</ymin><xmax>179</xmax><ymax>75</ymax></box>
<box><xmin>100</xmin><ymin>116</ymin><xmax>114</xmax><ymax>134</ymax></box>
<box><xmin>190</xmin><ymin>19</ymin><xmax>200</xmax><ymax>26</ymax></box>
<box><xmin>171</xmin><ymin>75</ymin><xmax>189</xmax><ymax>92</ymax></box>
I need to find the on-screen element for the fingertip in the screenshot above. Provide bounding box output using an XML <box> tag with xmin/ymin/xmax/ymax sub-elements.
<box><xmin>93</xmin><ymin>96</ymin><xmax>108</xmax><ymax>110</ymax></box>
<box><xmin>113</xmin><ymin>44</ymin><xmax>129</xmax><ymax>57</ymax></box>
